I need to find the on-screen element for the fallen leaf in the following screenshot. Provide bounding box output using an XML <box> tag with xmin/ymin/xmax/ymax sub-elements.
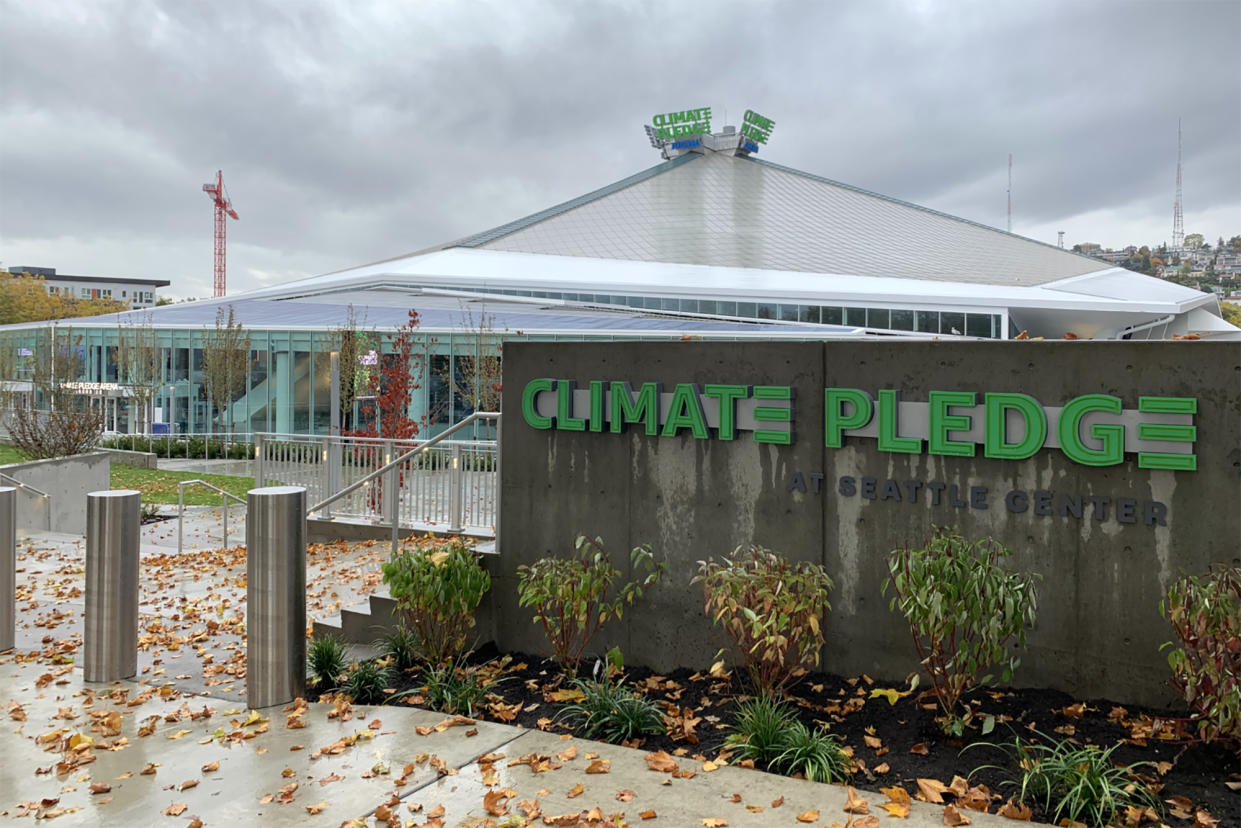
<box><xmin>639</xmin><ymin>810</ymin><xmax>657</xmax><ymax>820</ymax></box>
<box><xmin>616</xmin><ymin>790</ymin><xmax>636</xmax><ymax>802</ymax></box>
<box><xmin>943</xmin><ymin>803</ymin><xmax>971</xmax><ymax>826</ymax></box>
<box><xmin>177</xmin><ymin>779</ymin><xmax>199</xmax><ymax>791</ymax></box>
<box><xmin>916</xmin><ymin>778</ymin><xmax>950</xmax><ymax>804</ymax></box>
<box><xmin>796</xmin><ymin>810</ymin><xmax>820</xmax><ymax>823</ymax></box>
<box><xmin>910</xmin><ymin>743</ymin><xmax>929</xmax><ymax>755</ymax></box>
<box><xmin>483</xmin><ymin>787</ymin><xmax>517</xmax><ymax>816</ymax></box>
<box><xmin>702</xmin><ymin>819</ymin><xmax>728</xmax><ymax>827</ymax></box>
<box><xmin>306</xmin><ymin>801</ymin><xmax>329</xmax><ymax>815</ymax></box>
<box><xmin>771</xmin><ymin>796</ymin><xmax>784</xmax><ymax>808</ymax></box>
<box><xmin>162</xmin><ymin>803</ymin><xmax>188</xmax><ymax>816</ymax></box>
<box><xmin>874</xmin><ymin>762</ymin><xmax>891</xmax><ymax>774</ymax></box>
<box><xmin>585</xmin><ymin>759</ymin><xmax>610</xmax><ymax>774</ymax></box>
<box><xmin>844</xmin><ymin>787</ymin><xmax>870</xmax><ymax>814</ymax></box>
<box><xmin>201</xmin><ymin>761</ymin><xmax>219</xmax><ymax>773</ymax></box>
<box><xmin>997</xmin><ymin>799</ymin><xmax>1032</xmax><ymax>820</ymax></box>
<box><xmin>644</xmin><ymin>751</ymin><xmax>678</xmax><ymax>773</ymax></box>
<box><xmin>89</xmin><ymin>783</ymin><xmax>111</xmax><ymax>795</ymax></box>
<box><xmin>566</xmin><ymin>783</ymin><xmax>584</xmax><ymax>799</ymax></box>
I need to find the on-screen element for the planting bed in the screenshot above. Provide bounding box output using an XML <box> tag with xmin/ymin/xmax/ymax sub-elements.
<box><xmin>316</xmin><ymin>645</ymin><xmax>1238</xmax><ymax>827</ymax></box>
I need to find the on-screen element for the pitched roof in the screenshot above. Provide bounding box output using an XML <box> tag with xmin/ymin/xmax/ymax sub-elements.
<box><xmin>451</xmin><ymin>151</ymin><xmax>1110</xmax><ymax>288</ymax></box>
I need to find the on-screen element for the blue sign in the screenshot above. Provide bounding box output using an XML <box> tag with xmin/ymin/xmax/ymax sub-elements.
<box><xmin>743</xmin><ymin>140</ymin><xmax>759</xmax><ymax>153</ymax></box>
<box><xmin>670</xmin><ymin>138</ymin><xmax>701</xmax><ymax>150</ymax></box>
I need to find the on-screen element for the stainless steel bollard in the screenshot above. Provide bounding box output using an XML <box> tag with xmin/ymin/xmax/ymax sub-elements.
<box><xmin>0</xmin><ymin>488</ymin><xmax>15</xmax><ymax>652</ymax></box>
<box><xmin>246</xmin><ymin>485</ymin><xmax>306</xmax><ymax>709</ymax></box>
<box><xmin>84</xmin><ymin>490</ymin><xmax>140</xmax><ymax>682</ymax></box>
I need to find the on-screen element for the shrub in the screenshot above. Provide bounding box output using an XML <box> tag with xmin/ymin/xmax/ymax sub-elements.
<box><xmin>725</xmin><ymin>695</ymin><xmax>850</xmax><ymax>783</ymax></box>
<box><xmin>421</xmin><ymin>654</ymin><xmax>504</xmax><ymax>717</ymax></box>
<box><xmin>1160</xmin><ymin>564</ymin><xmax>1241</xmax><ymax>745</ymax></box>
<box><xmin>307</xmin><ymin>634</ymin><xmax>348</xmax><ymax>687</ymax></box>
<box><xmin>773</xmin><ymin>721</ymin><xmax>851</xmax><ymax>783</ymax></box>
<box><xmin>381</xmin><ymin>540</ymin><xmax>490</xmax><ymax>667</ymax></box>
<box><xmin>971</xmin><ymin>731</ymin><xmax>1160</xmax><ymax>827</ymax></box>
<box><xmin>560</xmin><ymin>675</ymin><xmax>666</xmax><ymax>744</ymax></box>
<box><xmin>884</xmin><ymin>526</ymin><xmax>1038</xmax><ymax>735</ymax></box>
<box><xmin>693</xmin><ymin>545</ymin><xmax>833</xmax><ymax>696</ymax></box>
<box><xmin>343</xmin><ymin>660</ymin><xmax>393</xmax><ymax>705</ymax></box>
<box><xmin>377</xmin><ymin>624</ymin><xmax>420</xmax><ymax>672</ymax></box>
<box><xmin>724</xmin><ymin>694</ymin><xmax>797</xmax><ymax>768</ymax></box>
<box><xmin>516</xmin><ymin>534</ymin><xmax>664</xmax><ymax>673</ymax></box>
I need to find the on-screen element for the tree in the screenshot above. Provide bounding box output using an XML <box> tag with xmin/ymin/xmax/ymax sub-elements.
<box><xmin>329</xmin><ymin>305</ymin><xmax>376</xmax><ymax>432</ymax></box>
<box><xmin>200</xmin><ymin>305</ymin><xmax>251</xmax><ymax>437</ymax></box>
<box><xmin>116</xmin><ymin>316</ymin><xmax>164</xmax><ymax>434</ymax></box>
<box><xmin>1220</xmin><ymin>302</ymin><xmax>1241</xmax><ymax>328</ymax></box>
<box><xmin>8</xmin><ymin>325</ymin><xmax>105</xmax><ymax>458</ymax></box>
<box><xmin>366</xmin><ymin>309</ymin><xmax>423</xmax><ymax>440</ymax></box>
<box><xmin>1184</xmin><ymin>233</ymin><xmax>1205</xmax><ymax>249</ymax></box>
<box><xmin>0</xmin><ymin>272</ymin><xmax>126</xmax><ymax>324</ymax></box>
<box><xmin>437</xmin><ymin>305</ymin><xmax>503</xmax><ymax>420</ymax></box>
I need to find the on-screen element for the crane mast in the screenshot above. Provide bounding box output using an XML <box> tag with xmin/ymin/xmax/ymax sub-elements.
<box><xmin>202</xmin><ymin>170</ymin><xmax>239</xmax><ymax>297</ymax></box>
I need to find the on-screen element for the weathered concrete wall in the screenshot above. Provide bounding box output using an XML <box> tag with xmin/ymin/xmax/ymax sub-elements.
<box><xmin>499</xmin><ymin>341</ymin><xmax>1241</xmax><ymax>706</ymax></box>
<box><xmin>0</xmin><ymin>452</ymin><xmax>111</xmax><ymax>533</ymax></box>
<box><xmin>97</xmin><ymin>448</ymin><xmax>158</xmax><ymax>469</ymax></box>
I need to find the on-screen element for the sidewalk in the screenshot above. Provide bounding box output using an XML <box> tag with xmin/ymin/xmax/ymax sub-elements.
<box><xmin>1</xmin><ymin>518</ymin><xmax>1039</xmax><ymax>827</ymax></box>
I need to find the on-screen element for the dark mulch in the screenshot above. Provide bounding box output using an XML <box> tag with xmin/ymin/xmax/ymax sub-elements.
<box><xmin>317</xmin><ymin>644</ymin><xmax>1239</xmax><ymax>826</ymax></box>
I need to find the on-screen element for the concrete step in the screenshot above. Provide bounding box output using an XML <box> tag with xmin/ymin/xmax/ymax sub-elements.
<box><xmin>312</xmin><ymin>590</ymin><xmax>400</xmax><ymax>646</ymax></box>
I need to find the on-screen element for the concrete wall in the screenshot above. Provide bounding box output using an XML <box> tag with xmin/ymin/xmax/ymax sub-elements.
<box><xmin>0</xmin><ymin>451</ymin><xmax>111</xmax><ymax>533</ymax></box>
<box><xmin>96</xmin><ymin>448</ymin><xmax>158</xmax><ymax>469</ymax></box>
<box><xmin>498</xmin><ymin>341</ymin><xmax>1241</xmax><ymax>706</ymax></box>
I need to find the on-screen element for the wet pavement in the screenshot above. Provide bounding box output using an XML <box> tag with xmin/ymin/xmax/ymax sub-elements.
<box><xmin>1</xmin><ymin>514</ymin><xmax>1040</xmax><ymax>827</ymax></box>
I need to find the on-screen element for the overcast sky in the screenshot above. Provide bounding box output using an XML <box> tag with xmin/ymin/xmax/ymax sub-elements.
<box><xmin>1</xmin><ymin>0</ymin><xmax>1238</xmax><ymax>299</ymax></box>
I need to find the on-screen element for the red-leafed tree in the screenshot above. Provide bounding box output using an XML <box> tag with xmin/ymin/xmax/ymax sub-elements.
<box><xmin>351</xmin><ymin>308</ymin><xmax>423</xmax><ymax>440</ymax></box>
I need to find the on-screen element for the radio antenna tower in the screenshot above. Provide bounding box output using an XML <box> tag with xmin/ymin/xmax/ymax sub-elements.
<box><xmin>1172</xmin><ymin>119</ymin><xmax>1184</xmax><ymax>249</ymax></box>
<box><xmin>1006</xmin><ymin>154</ymin><xmax>1013</xmax><ymax>233</ymax></box>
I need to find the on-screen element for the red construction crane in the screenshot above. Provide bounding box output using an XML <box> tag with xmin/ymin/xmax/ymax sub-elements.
<box><xmin>202</xmin><ymin>170</ymin><xmax>239</xmax><ymax>297</ymax></box>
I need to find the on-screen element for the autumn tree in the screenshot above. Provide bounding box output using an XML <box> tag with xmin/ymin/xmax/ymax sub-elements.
<box><xmin>201</xmin><ymin>305</ymin><xmax>251</xmax><ymax>437</ymax></box>
<box><xmin>0</xmin><ymin>272</ymin><xmax>127</xmax><ymax>324</ymax></box>
<box><xmin>437</xmin><ymin>305</ymin><xmax>503</xmax><ymax>418</ymax></box>
<box><xmin>8</xmin><ymin>326</ymin><xmax>105</xmax><ymax>458</ymax></box>
<box><xmin>329</xmin><ymin>305</ymin><xmax>376</xmax><ymax>432</ymax></box>
<box><xmin>116</xmin><ymin>316</ymin><xmax>164</xmax><ymax>434</ymax></box>
<box><xmin>350</xmin><ymin>308</ymin><xmax>423</xmax><ymax>440</ymax></box>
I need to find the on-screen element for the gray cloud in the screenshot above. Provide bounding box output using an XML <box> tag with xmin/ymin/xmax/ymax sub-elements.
<box><xmin>1</xmin><ymin>0</ymin><xmax>1237</xmax><ymax>297</ymax></box>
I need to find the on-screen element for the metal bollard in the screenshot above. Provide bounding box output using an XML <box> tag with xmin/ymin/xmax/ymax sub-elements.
<box><xmin>246</xmin><ymin>485</ymin><xmax>306</xmax><ymax>709</ymax></box>
<box><xmin>0</xmin><ymin>488</ymin><xmax>15</xmax><ymax>652</ymax></box>
<box><xmin>84</xmin><ymin>490</ymin><xmax>140</xmax><ymax>682</ymax></box>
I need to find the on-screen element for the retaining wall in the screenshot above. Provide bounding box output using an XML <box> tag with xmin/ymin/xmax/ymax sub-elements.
<box><xmin>498</xmin><ymin>341</ymin><xmax>1241</xmax><ymax>706</ymax></box>
<box><xmin>0</xmin><ymin>451</ymin><xmax>111</xmax><ymax>533</ymax></box>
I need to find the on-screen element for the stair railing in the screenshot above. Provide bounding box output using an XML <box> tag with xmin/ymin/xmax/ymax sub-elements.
<box><xmin>0</xmin><ymin>471</ymin><xmax>51</xmax><ymax>531</ymax></box>
<box><xmin>177</xmin><ymin>480</ymin><xmax>246</xmax><ymax>555</ymax></box>
<box><xmin>307</xmin><ymin>412</ymin><xmax>499</xmax><ymax>557</ymax></box>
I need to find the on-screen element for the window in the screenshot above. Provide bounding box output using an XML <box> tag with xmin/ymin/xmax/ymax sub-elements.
<box><xmin>822</xmin><ymin>307</ymin><xmax>843</xmax><ymax>325</ymax></box>
<box><xmin>756</xmin><ymin>303</ymin><xmax>776</xmax><ymax>319</ymax></box>
<box><xmin>779</xmin><ymin>304</ymin><xmax>799</xmax><ymax>322</ymax></box>
<box><xmin>845</xmin><ymin>307</ymin><xmax>867</xmax><ymax>326</ymax></box>
<box><xmin>965</xmin><ymin>313</ymin><xmax>993</xmax><ymax>338</ymax></box>
<box><xmin>890</xmin><ymin>309</ymin><xmax>915</xmax><ymax>331</ymax></box>
<box><xmin>915</xmin><ymin>311</ymin><xmax>939</xmax><ymax>333</ymax></box>
<box><xmin>941</xmin><ymin>312</ymin><xmax>966</xmax><ymax>336</ymax></box>
<box><xmin>799</xmin><ymin>306</ymin><xmax>820</xmax><ymax>323</ymax></box>
<box><xmin>866</xmin><ymin>308</ymin><xmax>890</xmax><ymax>329</ymax></box>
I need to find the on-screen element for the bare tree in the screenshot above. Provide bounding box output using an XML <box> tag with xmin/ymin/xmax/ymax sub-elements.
<box><xmin>201</xmin><ymin>305</ymin><xmax>251</xmax><ymax>437</ymax></box>
<box><xmin>438</xmin><ymin>305</ymin><xmax>504</xmax><ymax>419</ymax></box>
<box><xmin>9</xmin><ymin>325</ymin><xmax>104</xmax><ymax>458</ymax></box>
<box><xmin>116</xmin><ymin>315</ymin><xmax>163</xmax><ymax>434</ymax></box>
<box><xmin>329</xmin><ymin>304</ymin><xmax>376</xmax><ymax>432</ymax></box>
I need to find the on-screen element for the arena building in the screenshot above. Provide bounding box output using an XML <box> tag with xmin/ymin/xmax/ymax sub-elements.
<box><xmin>2</xmin><ymin>116</ymin><xmax>1235</xmax><ymax>436</ymax></box>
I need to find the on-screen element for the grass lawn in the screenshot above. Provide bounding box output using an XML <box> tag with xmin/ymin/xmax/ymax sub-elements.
<box><xmin>0</xmin><ymin>444</ymin><xmax>29</xmax><ymax>465</ymax></box>
<box><xmin>111</xmin><ymin>464</ymin><xmax>255</xmax><ymax>506</ymax></box>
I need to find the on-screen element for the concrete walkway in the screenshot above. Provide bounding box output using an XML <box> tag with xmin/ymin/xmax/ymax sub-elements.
<box><xmin>1</xmin><ymin>516</ymin><xmax>1040</xmax><ymax>826</ymax></box>
<box><xmin>0</xmin><ymin>653</ymin><xmax>1038</xmax><ymax>827</ymax></box>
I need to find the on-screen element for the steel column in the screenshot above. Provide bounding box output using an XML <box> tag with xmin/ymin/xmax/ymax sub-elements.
<box><xmin>0</xmin><ymin>488</ymin><xmax>15</xmax><ymax>652</ymax></box>
<box><xmin>449</xmin><ymin>444</ymin><xmax>463</xmax><ymax>533</ymax></box>
<box><xmin>246</xmin><ymin>485</ymin><xmax>306</xmax><ymax>709</ymax></box>
<box><xmin>84</xmin><ymin>490</ymin><xmax>140</xmax><ymax>682</ymax></box>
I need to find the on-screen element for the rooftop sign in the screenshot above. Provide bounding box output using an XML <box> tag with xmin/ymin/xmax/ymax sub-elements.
<box><xmin>650</xmin><ymin>107</ymin><xmax>712</xmax><ymax>141</ymax></box>
<box><xmin>644</xmin><ymin>106</ymin><xmax>775</xmax><ymax>156</ymax></box>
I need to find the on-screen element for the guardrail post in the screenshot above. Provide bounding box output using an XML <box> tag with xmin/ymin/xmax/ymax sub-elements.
<box><xmin>246</xmin><ymin>485</ymin><xmax>306</xmax><ymax>709</ymax></box>
<box><xmin>0</xmin><ymin>488</ymin><xmax>15</xmax><ymax>652</ymax></box>
<box><xmin>387</xmin><ymin>461</ymin><xmax>399</xmax><ymax>558</ymax></box>
<box><xmin>449</xmin><ymin>443</ymin><xmax>463</xmax><ymax>533</ymax></box>
<box><xmin>84</xmin><ymin>489</ymin><xmax>140</xmax><ymax>682</ymax></box>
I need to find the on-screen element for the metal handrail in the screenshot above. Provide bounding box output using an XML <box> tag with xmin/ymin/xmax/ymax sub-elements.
<box><xmin>177</xmin><ymin>479</ymin><xmax>246</xmax><ymax>556</ymax></box>
<box><xmin>307</xmin><ymin>412</ymin><xmax>499</xmax><ymax>515</ymax></box>
<box><xmin>0</xmin><ymin>471</ymin><xmax>52</xmax><ymax>531</ymax></box>
<box><xmin>0</xmin><ymin>471</ymin><xmax>49</xmax><ymax>499</ymax></box>
<box><xmin>307</xmin><ymin>411</ymin><xmax>499</xmax><ymax>555</ymax></box>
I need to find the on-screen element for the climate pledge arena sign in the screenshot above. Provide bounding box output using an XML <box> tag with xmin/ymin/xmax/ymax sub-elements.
<box><xmin>498</xmin><ymin>341</ymin><xmax>1241</xmax><ymax>705</ymax></box>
